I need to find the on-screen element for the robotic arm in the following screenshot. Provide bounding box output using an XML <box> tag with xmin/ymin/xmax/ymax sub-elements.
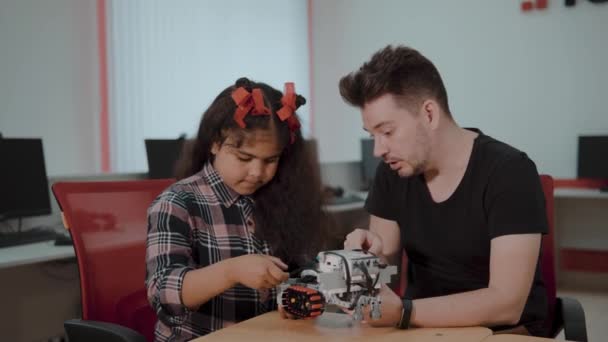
<box><xmin>277</xmin><ymin>249</ymin><xmax>397</xmax><ymax>321</ymax></box>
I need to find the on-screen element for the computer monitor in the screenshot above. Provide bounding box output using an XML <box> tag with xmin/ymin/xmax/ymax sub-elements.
<box><xmin>361</xmin><ymin>138</ymin><xmax>381</xmax><ymax>190</ymax></box>
<box><xmin>0</xmin><ymin>138</ymin><xmax>51</xmax><ymax>219</ymax></box>
<box><xmin>145</xmin><ymin>138</ymin><xmax>186</xmax><ymax>179</ymax></box>
<box><xmin>578</xmin><ymin>135</ymin><xmax>608</xmax><ymax>180</ymax></box>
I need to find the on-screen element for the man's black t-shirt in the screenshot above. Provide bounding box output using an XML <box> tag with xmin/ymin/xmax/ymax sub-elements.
<box><xmin>365</xmin><ymin>131</ymin><xmax>548</xmax><ymax>336</ymax></box>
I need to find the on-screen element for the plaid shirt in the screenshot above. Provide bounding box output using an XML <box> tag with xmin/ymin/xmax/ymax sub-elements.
<box><xmin>146</xmin><ymin>162</ymin><xmax>276</xmax><ymax>341</ymax></box>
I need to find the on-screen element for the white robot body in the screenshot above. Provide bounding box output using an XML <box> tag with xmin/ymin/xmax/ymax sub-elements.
<box><xmin>278</xmin><ymin>249</ymin><xmax>397</xmax><ymax>321</ymax></box>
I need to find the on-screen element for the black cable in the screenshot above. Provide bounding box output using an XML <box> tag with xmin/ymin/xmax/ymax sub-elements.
<box><xmin>356</xmin><ymin>263</ymin><xmax>375</xmax><ymax>294</ymax></box>
<box><xmin>357</xmin><ymin>250</ymin><xmax>386</xmax><ymax>289</ymax></box>
<box><xmin>372</xmin><ymin>268</ymin><xmax>380</xmax><ymax>289</ymax></box>
<box><xmin>349</xmin><ymin>291</ymin><xmax>363</xmax><ymax>311</ymax></box>
<box><xmin>367</xmin><ymin>260</ymin><xmax>381</xmax><ymax>288</ymax></box>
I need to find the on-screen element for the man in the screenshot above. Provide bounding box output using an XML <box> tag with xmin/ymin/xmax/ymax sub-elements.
<box><xmin>340</xmin><ymin>45</ymin><xmax>548</xmax><ymax>336</ymax></box>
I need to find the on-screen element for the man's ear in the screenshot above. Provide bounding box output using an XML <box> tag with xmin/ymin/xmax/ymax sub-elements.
<box><xmin>422</xmin><ymin>100</ymin><xmax>440</xmax><ymax>130</ymax></box>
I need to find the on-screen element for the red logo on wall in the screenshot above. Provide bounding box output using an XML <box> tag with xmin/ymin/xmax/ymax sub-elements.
<box><xmin>521</xmin><ymin>0</ymin><xmax>548</xmax><ymax>11</ymax></box>
<box><xmin>522</xmin><ymin>0</ymin><xmax>608</xmax><ymax>11</ymax></box>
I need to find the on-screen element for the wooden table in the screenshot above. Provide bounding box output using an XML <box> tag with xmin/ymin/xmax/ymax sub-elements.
<box><xmin>483</xmin><ymin>335</ymin><xmax>563</xmax><ymax>341</ymax></box>
<box><xmin>194</xmin><ymin>311</ymin><xmax>493</xmax><ymax>341</ymax></box>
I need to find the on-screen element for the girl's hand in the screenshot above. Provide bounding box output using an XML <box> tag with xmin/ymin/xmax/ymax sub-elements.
<box><xmin>229</xmin><ymin>254</ymin><xmax>289</xmax><ymax>290</ymax></box>
<box><xmin>278</xmin><ymin>302</ymin><xmax>298</xmax><ymax>320</ymax></box>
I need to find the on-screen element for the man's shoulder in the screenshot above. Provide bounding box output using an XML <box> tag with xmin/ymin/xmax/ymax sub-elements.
<box><xmin>475</xmin><ymin>133</ymin><xmax>530</xmax><ymax>167</ymax></box>
<box><xmin>471</xmin><ymin>133</ymin><xmax>540</xmax><ymax>192</ymax></box>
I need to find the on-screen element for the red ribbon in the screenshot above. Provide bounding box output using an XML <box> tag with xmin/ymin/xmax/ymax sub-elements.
<box><xmin>231</xmin><ymin>87</ymin><xmax>270</xmax><ymax>128</ymax></box>
<box><xmin>231</xmin><ymin>83</ymin><xmax>301</xmax><ymax>144</ymax></box>
<box><xmin>277</xmin><ymin>82</ymin><xmax>301</xmax><ymax>143</ymax></box>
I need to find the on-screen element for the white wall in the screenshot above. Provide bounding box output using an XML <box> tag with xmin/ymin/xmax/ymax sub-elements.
<box><xmin>107</xmin><ymin>0</ymin><xmax>311</xmax><ymax>173</ymax></box>
<box><xmin>312</xmin><ymin>0</ymin><xmax>608</xmax><ymax>178</ymax></box>
<box><xmin>3</xmin><ymin>1</ymin><xmax>607</xmax><ymax>178</ymax></box>
<box><xmin>0</xmin><ymin>0</ymin><xmax>99</xmax><ymax>176</ymax></box>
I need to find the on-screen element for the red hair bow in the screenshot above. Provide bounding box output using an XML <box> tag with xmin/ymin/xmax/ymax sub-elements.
<box><xmin>277</xmin><ymin>82</ymin><xmax>301</xmax><ymax>143</ymax></box>
<box><xmin>231</xmin><ymin>87</ymin><xmax>270</xmax><ymax>128</ymax></box>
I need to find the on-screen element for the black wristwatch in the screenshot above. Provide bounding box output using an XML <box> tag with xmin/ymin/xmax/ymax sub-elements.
<box><xmin>397</xmin><ymin>298</ymin><xmax>413</xmax><ymax>329</ymax></box>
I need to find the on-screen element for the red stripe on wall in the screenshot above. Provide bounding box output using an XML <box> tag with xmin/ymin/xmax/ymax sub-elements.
<box><xmin>97</xmin><ymin>0</ymin><xmax>110</xmax><ymax>172</ymax></box>
<box><xmin>561</xmin><ymin>248</ymin><xmax>608</xmax><ymax>273</ymax></box>
<box><xmin>307</xmin><ymin>0</ymin><xmax>315</xmax><ymax>137</ymax></box>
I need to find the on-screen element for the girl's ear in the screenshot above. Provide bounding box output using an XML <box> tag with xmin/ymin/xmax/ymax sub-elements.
<box><xmin>211</xmin><ymin>142</ymin><xmax>220</xmax><ymax>155</ymax></box>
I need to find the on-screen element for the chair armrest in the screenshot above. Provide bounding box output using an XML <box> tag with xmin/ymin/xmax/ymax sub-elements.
<box><xmin>64</xmin><ymin>319</ymin><xmax>147</xmax><ymax>342</ymax></box>
<box><xmin>557</xmin><ymin>297</ymin><xmax>588</xmax><ymax>342</ymax></box>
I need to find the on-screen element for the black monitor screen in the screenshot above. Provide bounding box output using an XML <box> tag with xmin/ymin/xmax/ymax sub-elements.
<box><xmin>145</xmin><ymin>139</ymin><xmax>185</xmax><ymax>179</ymax></box>
<box><xmin>0</xmin><ymin>138</ymin><xmax>51</xmax><ymax>219</ymax></box>
<box><xmin>361</xmin><ymin>138</ymin><xmax>381</xmax><ymax>190</ymax></box>
<box><xmin>578</xmin><ymin>135</ymin><xmax>608</xmax><ymax>179</ymax></box>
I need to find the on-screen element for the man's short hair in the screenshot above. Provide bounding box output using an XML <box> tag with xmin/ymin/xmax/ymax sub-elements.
<box><xmin>339</xmin><ymin>45</ymin><xmax>451</xmax><ymax>117</ymax></box>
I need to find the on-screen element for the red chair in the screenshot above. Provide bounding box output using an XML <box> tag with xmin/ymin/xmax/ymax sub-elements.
<box><xmin>539</xmin><ymin>175</ymin><xmax>587</xmax><ymax>341</ymax></box>
<box><xmin>52</xmin><ymin>179</ymin><xmax>174</xmax><ymax>342</ymax></box>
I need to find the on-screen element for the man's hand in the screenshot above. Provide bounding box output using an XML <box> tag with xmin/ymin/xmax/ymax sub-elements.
<box><xmin>339</xmin><ymin>285</ymin><xmax>403</xmax><ymax>327</ymax></box>
<box><xmin>344</xmin><ymin>228</ymin><xmax>383</xmax><ymax>255</ymax></box>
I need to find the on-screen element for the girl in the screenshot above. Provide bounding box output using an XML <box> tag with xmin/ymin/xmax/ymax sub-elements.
<box><xmin>145</xmin><ymin>77</ymin><xmax>326</xmax><ymax>341</ymax></box>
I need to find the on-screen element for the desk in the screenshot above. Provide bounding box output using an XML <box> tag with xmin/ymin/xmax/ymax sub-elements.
<box><xmin>555</xmin><ymin>188</ymin><xmax>608</xmax><ymax>199</ymax></box>
<box><xmin>0</xmin><ymin>241</ymin><xmax>75</xmax><ymax>269</ymax></box>
<box><xmin>194</xmin><ymin>312</ymin><xmax>493</xmax><ymax>342</ymax></box>
<box><xmin>0</xmin><ymin>242</ymin><xmax>79</xmax><ymax>341</ymax></box>
<box><xmin>323</xmin><ymin>191</ymin><xmax>368</xmax><ymax>249</ymax></box>
<box><xmin>0</xmin><ymin>229</ymin><xmax>148</xmax><ymax>270</ymax></box>
<box><xmin>325</xmin><ymin>200</ymin><xmax>365</xmax><ymax>213</ymax></box>
<box><xmin>323</xmin><ymin>191</ymin><xmax>368</xmax><ymax>213</ymax></box>
<box><xmin>554</xmin><ymin>187</ymin><xmax>608</xmax><ymax>276</ymax></box>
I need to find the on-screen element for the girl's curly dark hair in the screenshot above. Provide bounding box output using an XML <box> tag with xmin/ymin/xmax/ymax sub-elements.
<box><xmin>174</xmin><ymin>77</ymin><xmax>328</xmax><ymax>266</ymax></box>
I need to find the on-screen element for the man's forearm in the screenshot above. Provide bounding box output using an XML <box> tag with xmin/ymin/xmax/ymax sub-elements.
<box><xmin>410</xmin><ymin>287</ymin><xmax>523</xmax><ymax>328</ymax></box>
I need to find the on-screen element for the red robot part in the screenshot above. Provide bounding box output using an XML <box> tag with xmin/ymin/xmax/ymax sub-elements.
<box><xmin>280</xmin><ymin>285</ymin><xmax>326</xmax><ymax>318</ymax></box>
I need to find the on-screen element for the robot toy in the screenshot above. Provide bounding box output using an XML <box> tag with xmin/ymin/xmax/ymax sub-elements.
<box><xmin>277</xmin><ymin>249</ymin><xmax>397</xmax><ymax>321</ymax></box>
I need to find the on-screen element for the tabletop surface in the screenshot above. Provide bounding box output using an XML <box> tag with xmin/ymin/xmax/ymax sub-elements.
<box><xmin>194</xmin><ymin>311</ymin><xmax>494</xmax><ymax>342</ymax></box>
<box><xmin>483</xmin><ymin>334</ymin><xmax>563</xmax><ymax>341</ymax></box>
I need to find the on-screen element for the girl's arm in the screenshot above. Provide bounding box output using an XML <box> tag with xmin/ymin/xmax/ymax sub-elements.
<box><xmin>146</xmin><ymin>191</ymin><xmax>288</xmax><ymax>318</ymax></box>
<box><xmin>181</xmin><ymin>254</ymin><xmax>288</xmax><ymax>310</ymax></box>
